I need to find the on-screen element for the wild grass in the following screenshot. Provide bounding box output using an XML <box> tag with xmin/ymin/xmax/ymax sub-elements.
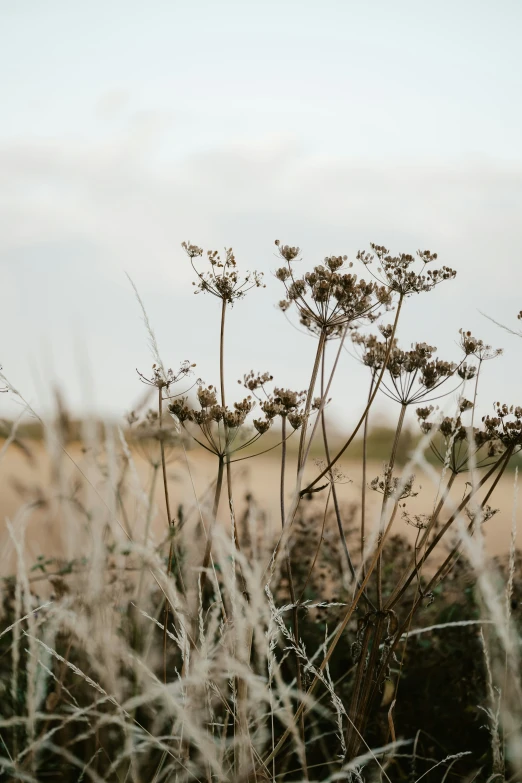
<box><xmin>0</xmin><ymin>243</ymin><xmax>521</xmax><ymax>782</ymax></box>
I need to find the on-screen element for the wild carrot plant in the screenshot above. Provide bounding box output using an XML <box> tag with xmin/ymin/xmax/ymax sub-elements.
<box><xmin>0</xmin><ymin>243</ymin><xmax>521</xmax><ymax>783</ymax></box>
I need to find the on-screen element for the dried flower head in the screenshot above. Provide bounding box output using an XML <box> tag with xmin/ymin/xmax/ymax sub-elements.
<box><xmin>314</xmin><ymin>459</ymin><xmax>351</xmax><ymax>485</ymax></box>
<box><xmin>402</xmin><ymin>512</ymin><xmax>431</xmax><ymax>530</ymax></box>
<box><xmin>130</xmin><ymin>408</ymin><xmax>180</xmax><ymax>466</ymax></box>
<box><xmin>197</xmin><ymin>385</ymin><xmax>218</xmax><ymax>408</ymax></box>
<box><xmin>369</xmin><ymin>339</ymin><xmax>465</xmax><ymax>405</ymax></box>
<box><xmin>464</xmin><ymin>504</ymin><xmax>499</xmax><ymax>524</ymax></box>
<box><xmin>137</xmin><ymin>360</ymin><xmax>195</xmax><ymax>391</ymax></box>
<box><xmin>241</xmin><ymin>370</ymin><xmax>274</xmax><ymax>393</ymax></box>
<box><xmin>482</xmin><ymin>403</ymin><xmax>522</xmax><ymax>449</ymax></box>
<box><xmin>458</xmin><ymin>330</ymin><xmax>503</xmax><ymax>362</ymax></box>
<box><xmin>183</xmin><ymin>242</ymin><xmax>265</xmax><ymax>305</ymax></box>
<box><xmin>253</xmin><ymin>418</ymin><xmax>271</xmax><ymax>434</ymax></box>
<box><xmin>418</xmin><ymin>405</ymin><xmax>505</xmax><ymax>474</ymax></box>
<box><xmin>370</xmin><ymin>465</ymin><xmax>418</xmax><ymax>500</ymax></box>
<box><xmin>275</xmin><ymin>240</ymin><xmax>392</xmax><ymax>336</ymax></box>
<box><xmin>352</xmin><ymin>331</ymin><xmax>393</xmax><ymax>377</ymax></box>
<box><xmin>357</xmin><ymin>244</ymin><xmax>456</xmax><ymax>297</ymax></box>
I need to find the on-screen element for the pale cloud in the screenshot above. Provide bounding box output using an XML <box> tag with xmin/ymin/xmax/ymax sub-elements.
<box><xmin>1</xmin><ymin>130</ymin><xmax>521</xmax><ymax>424</ymax></box>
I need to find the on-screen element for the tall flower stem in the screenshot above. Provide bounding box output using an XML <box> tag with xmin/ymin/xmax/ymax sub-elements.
<box><xmin>218</xmin><ymin>296</ymin><xmax>250</xmax><ymax>777</ymax></box>
<box><xmin>297</xmin><ymin>329</ymin><xmax>327</xmax><ymax>474</ymax></box>
<box><xmin>360</xmin><ymin>377</ymin><xmax>374</xmax><ymax>576</ymax></box>
<box><xmin>302</xmin><ymin>295</ymin><xmax>404</xmax><ymax>496</ymax></box>
<box><xmin>159</xmin><ymin>384</ymin><xmax>181</xmax><ymax>684</ymax></box>
<box><xmin>281</xmin><ymin>414</ymin><xmax>308</xmax><ymax>779</ymax></box>
<box><xmin>320</xmin><ymin>347</ymin><xmax>357</xmax><ymax>582</ymax></box>
<box><xmin>368</xmin><ymin>449</ymin><xmax>516</xmax><ymax>732</ymax></box>
<box><xmin>259</xmin><ymin>488</ymin><xmax>403</xmax><ymax>774</ymax></box>
<box><xmin>377</xmin><ymin>402</ymin><xmax>407</xmax><ymax>608</ymax></box>
<box><xmin>301</xmin><ymin>325</ymin><xmax>348</xmax><ymax>470</ymax></box>
<box><xmin>386</xmin><ymin>447</ymin><xmax>513</xmax><ymax>611</ymax></box>
<box><xmin>219</xmin><ymin>298</ymin><xmax>227</xmax><ymax>410</ymax></box>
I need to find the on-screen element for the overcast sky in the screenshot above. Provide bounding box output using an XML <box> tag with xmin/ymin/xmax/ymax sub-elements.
<box><xmin>1</xmin><ymin>0</ymin><xmax>522</xmax><ymax>432</ymax></box>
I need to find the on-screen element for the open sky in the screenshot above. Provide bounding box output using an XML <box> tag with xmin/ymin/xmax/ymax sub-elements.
<box><xmin>1</xmin><ymin>0</ymin><xmax>522</xmax><ymax>432</ymax></box>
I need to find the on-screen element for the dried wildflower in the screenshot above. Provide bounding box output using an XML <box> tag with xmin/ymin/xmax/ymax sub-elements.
<box><xmin>402</xmin><ymin>512</ymin><xmax>431</xmax><ymax>530</ymax></box>
<box><xmin>416</xmin><ymin>405</ymin><xmax>434</xmax><ymax>422</ymax></box>
<box><xmin>130</xmin><ymin>408</ymin><xmax>180</xmax><ymax>466</ymax></box>
<box><xmin>241</xmin><ymin>370</ymin><xmax>273</xmax><ymax>393</ymax></box>
<box><xmin>168</xmin><ymin>380</ymin><xmax>277</xmax><ymax>458</ymax></box>
<box><xmin>168</xmin><ymin>396</ymin><xmax>193</xmax><ymax>423</ymax></box>
<box><xmin>357</xmin><ymin>244</ymin><xmax>456</xmax><ymax>297</ymax></box>
<box><xmin>482</xmin><ymin>403</ymin><xmax>522</xmax><ymax>449</ymax></box>
<box><xmin>273</xmin><ymin>387</ymin><xmax>306</xmax><ymax>411</ymax></box>
<box><xmin>260</xmin><ymin>398</ymin><xmax>284</xmax><ymax>419</ymax></box>
<box><xmin>287</xmin><ymin>411</ymin><xmax>304</xmax><ymax>430</ymax></box>
<box><xmin>314</xmin><ymin>459</ymin><xmax>351</xmax><ymax>485</ymax></box>
<box><xmin>253</xmin><ymin>418</ymin><xmax>271</xmax><ymax>434</ymax></box>
<box><xmin>311</xmin><ymin>395</ymin><xmax>331</xmax><ymax>410</ymax></box>
<box><xmin>457</xmin><ymin>362</ymin><xmax>477</xmax><ymax>380</ymax></box>
<box><xmin>419</xmin><ymin>407</ymin><xmax>505</xmax><ymax>474</ymax></box>
<box><xmin>197</xmin><ymin>385</ymin><xmax>218</xmax><ymax>408</ymax></box>
<box><xmin>352</xmin><ymin>331</ymin><xmax>392</xmax><ymax>377</ymax></box>
<box><xmin>464</xmin><ymin>504</ymin><xmax>499</xmax><ymax>523</ymax></box>
<box><xmin>364</xmin><ymin>338</ymin><xmax>465</xmax><ymax>406</ymax></box>
<box><xmin>275</xmin><ymin>240</ymin><xmax>392</xmax><ymax>336</ymax></box>
<box><xmin>137</xmin><ymin>360</ymin><xmax>195</xmax><ymax>391</ymax></box>
<box><xmin>458</xmin><ymin>330</ymin><xmax>503</xmax><ymax>362</ymax></box>
<box><xmin>370</xmin><ymin>465</ymin><xmax>418</xmax><ymax>500</ymax></box>
<box><xmin>183</xmin><ymin>242</ymin><xmax>265</xmax><ymax>304</ymax></box>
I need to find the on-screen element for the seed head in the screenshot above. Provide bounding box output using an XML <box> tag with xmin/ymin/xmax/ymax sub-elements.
<box><xmin>357</xmin><ymin>244</ymin><xmax>456</xmax><ymax>297</ymax></box>
<box><xmin>183</xmin><ymin>242</ymin><xmax>265</xmax><ymax>305</ymax></box>
<box><xmin>275</xmin><ymin>239</ymin><xmax>392</xmax><ymax>335</ymax></box>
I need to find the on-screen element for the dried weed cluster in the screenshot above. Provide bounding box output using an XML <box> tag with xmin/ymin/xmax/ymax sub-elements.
<box><xmin>0</xmin><ymin>240</ymin><xmax>521</xmax><ymax>782</ymax></box>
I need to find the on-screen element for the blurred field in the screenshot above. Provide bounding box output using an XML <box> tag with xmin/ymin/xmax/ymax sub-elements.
<box><xmin>1</xmin><ymin>433</ymin><xmax>520</xmax><ymax>578</ymax></box>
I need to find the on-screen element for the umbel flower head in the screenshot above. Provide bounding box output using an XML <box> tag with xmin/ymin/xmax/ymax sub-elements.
<box><xmin>356</xmin><ymin>244</ymin><xmax>456</xmax><ymax>297</ymax></box>
<box><xmin>360</xmin><ymin>335</ymin><xmax>475</xmax><ymax>406</ymax></box>
<box><xmin>417</xmin><ymin>402</ymin><xmax>504</xmax><ymax>474</ymax></box>
<box><xmin>128</xmin><ymin>408</ymin><xmax>181</xmax><ymax>468</ymax></box>
<box><xmin>370</xmin><ymin>464</ymin><xmax>418</xmax><ymax>501</ymax></box>
<box><xmin>352</xmin><ymin>324</ymin><xmax>397</xmax><ymax>378</ymax></box>
<box><xmin>182</xmin><ymin>242</ymin><xmax>265</xmax><ymax>305</ymax></box>
<box><xmin>169</xmin><ymin>383</ymin><xmax>256</xmax><ymax>457</ymax></box>
<box><xmin>136</xmin><ymin>360</ymin><xmax>196</xmax><ymax>391</ymax></box>
<box><xmin>458</xmin><ymin>329</ymin><xmax>503</xmax><ymax>362</ymax></box>
<box><xmin>482</xmin><ymin>403</ymin><xmax>522</xmax><ymax>450</ymax></box>
<box><xmin>259</xmin><ymin>387</ymin><xmax>307</xmax><ymax>430</ymax></box>
<box><xmin>168</xmin><ymin>373</ymin><xmax>306</xmax><ymax>458</ymax></box>
<box><xmin>274</xmin><ymin>240</ymin><xmax>392</xmax><ymax>336</ymax></box>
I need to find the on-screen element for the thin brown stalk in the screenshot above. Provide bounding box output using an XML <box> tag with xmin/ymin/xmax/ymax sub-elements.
<box><xmin>200</xmin><ymin>456</ymin><xmax>225</xmax><ymax>594</ymax></box>
<box><xmin>297</xmin><ymin>487</ymin><xmax>331</xmax><ymax>603</ymax></box>
<box><xmin>345</xmin><ymin>611</ymin><xmax>388</xmax><ymax>759</ymax></box>
<box><xmin>319</xmin><ymin>346</ymin><xmax>358</xmax><ymax>585</ymax></box>
<box><xmin>377</xmin><ymin>402</ymin><xmax>407</xmax><ymax>608</ymax></box>
<box><xmin>371</xmin><ymin>452</ymin><xmax>515</xmax><ymax>711</ymax></box>
<box><xmin>259</xmin><ymin>488</ymin><xmax>402</xmax><ymax>772</ymax></box>
<box><xmin>361</xmin><ymin>376</ymin><xmax>374</xmax><ymax>577</ymax></box>
<box><xmin>159</xmin><ymin>385</ymin><xmax>178</xmax><ymax>685</ymax></box>
<box><xmin>219</xmin><ymin>298</ymin><xmax>227</xmax><ymax>409</ymax></box>
<box><xmin>301</xmin><ymin>324</ymin><xmax>349</xmax><ymax>470</ymax></box>
<box><xmin>297</xmin><ymin>329</ymin><xmax>327</xmax><ymax>474</ymax></box>
<box><xmin>302</xmin><ymin>294</ymin><xmax>404</xmax><ymax>496</ymax></box>
<box><xmin>281</xmin><ymin>414</ymin><xmax>308</xmax><ymax>779</ymax></box>
<box><xmin>427</xmin><ymin>446</ymin><xmax>514</xmax><ymax>587</ymax></box>
<box><xmin>385</xmin><ymin>448</ymin><xmax>512</xmax><ymax>611</ymax></box>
